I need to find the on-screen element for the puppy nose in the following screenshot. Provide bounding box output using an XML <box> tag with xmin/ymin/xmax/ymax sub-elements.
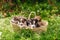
<box><xmin>31</xmin><ymin>25</ymin><xmax>35</xmax><ymax>28</ymax></box>
<box><xmin>33</xmin><ymin>26</ymin><xmax>35</xmax><ymax>27</ymax></box>
<box><xmin>21</xmin><ymin>24</ymin><xmax>23</xmax><ymax>26</ymax></box>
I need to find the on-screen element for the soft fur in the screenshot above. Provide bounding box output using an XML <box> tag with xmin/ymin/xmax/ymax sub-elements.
<box><xmin>26</xmin><ymin>18</ymin><xmax>40</xmax><ymax>29</ymax></box>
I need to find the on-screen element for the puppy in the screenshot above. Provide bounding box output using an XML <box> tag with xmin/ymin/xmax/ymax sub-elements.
<box><xmin>38</xmin><ymin>20</ymin><xmax>48</xmax><ymax>26</ymax></box>
<box><xmin>18</xmin><ymin>17</ymin><xmax>27</xmax><ymax>28</ymax></box>
<box><xmin>11</xmin><ymin>16</ymin><xmax>27</xmax><ymax>28</ymax></box>
<box><xmin>26</xmin><ymin>18</ymin><xmax>40</xmax><ymax>29</ymax></box>
<box><xmin>38</xmin><ymin>20</ymin><xmax>48</xmax><ymax>31</ymax></box>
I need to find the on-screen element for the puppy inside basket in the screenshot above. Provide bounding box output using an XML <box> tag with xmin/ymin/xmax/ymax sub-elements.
<box><xmin>11</xmin><ymin>16</ymin><xmax>27</xmax><ymax>28</ymax></box>
<box><xmin>11</xmin><ymin>12</ymin><xmax>48</xmax><ymax>32</ymax></box>
<box><xmin>26</xmin><ymin>12</ymin><xmax>48</xmax><ymax>30</ymax></box>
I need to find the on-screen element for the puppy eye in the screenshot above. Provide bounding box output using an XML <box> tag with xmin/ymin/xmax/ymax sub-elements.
<box><xmin>22</xmin><ymin>19</ymin><xmax>26</xmax><ymax>21</ymax></box>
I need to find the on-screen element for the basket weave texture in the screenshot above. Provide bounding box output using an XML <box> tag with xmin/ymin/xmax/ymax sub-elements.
<box><xmin>11</xmin><ymin>20</ymin><xmax>48</xmax><ymax>32</ymax></box>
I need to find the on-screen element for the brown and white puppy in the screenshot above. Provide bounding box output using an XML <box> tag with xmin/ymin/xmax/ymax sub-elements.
<box><xmin>34</xmin><ymin>16</ymin><xmax>48</xmax><ymax>26</ymax></box>
<box><xmin>38</xmin><ymin>20</ymin><xmax>48</xmax><ymax>31</ymax></box>
<box><xmin>18</xmin><ymin>17</ymin><xmax>27</xmax><ymax>28</ymax></box>
<box><xmin>34</xmin><ymin>16</ymin><xmax>48</xmax><ymax>31</ymax></box>
<box><xmin>11</xmin><ymin>16</ymin><xmax>27</xmax><ymax>28</ymax></box>
<box><xmin>38</xmin><ymin>20</ymin><xmax>48</xmax><ymax>27</ymax></box>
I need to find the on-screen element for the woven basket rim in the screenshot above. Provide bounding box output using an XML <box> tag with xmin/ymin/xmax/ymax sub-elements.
<box><xmin>11</xmin><ymin>20</ymin><xmax>48</xmax><ymax>30</ymax></box>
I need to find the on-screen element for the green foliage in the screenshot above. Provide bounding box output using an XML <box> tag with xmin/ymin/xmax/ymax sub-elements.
<box><xmin>0</xmin><ymin>0</ymin><xmax>59</xmax><ymax>18</ymax></box>
<box><xmin>2</xmin><ymin>3</ymin><xmax>10</xmax><ymax>11</ymax></box>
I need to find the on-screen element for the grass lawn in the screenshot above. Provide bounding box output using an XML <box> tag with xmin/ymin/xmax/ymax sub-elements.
<box><xmin>0</xmin><ymin>15</ymin><xmax>60</xmax><ymax>40</ymax></box>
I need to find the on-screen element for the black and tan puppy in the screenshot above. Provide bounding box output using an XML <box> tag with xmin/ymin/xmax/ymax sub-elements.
<box><xmin>26</xmin><ymin>18</ymin><xmax>40</xmax><ymax>29</ymax></box>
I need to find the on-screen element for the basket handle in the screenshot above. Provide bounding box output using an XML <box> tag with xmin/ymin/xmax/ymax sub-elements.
<box><xmin>28</xmin><ymin>11</ymin><xmax>36</xmax><ymax>19</ymax></box>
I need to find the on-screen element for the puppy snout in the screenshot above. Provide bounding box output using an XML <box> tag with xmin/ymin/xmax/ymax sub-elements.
<box><xmin>33</xmin><ymin>26</ymin><xmax>35</xmax><ymax>27</ymax></box>
<box><xmin>18</xmin><ymin>22</ymin><xmax>23</xmax><ymax>25</ymax></box>
<box><xmin>31</xmin><ymin>25</ymin><xmax>35</xmax><ymax>28</ymax></box>
<box><xmin>20</xmin><ymin>23</ymin><xmax>23</xmax><ymax>26</ymax></box>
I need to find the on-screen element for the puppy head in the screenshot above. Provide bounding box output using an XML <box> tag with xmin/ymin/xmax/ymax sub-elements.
<box><xmin>27</xmin><ymin>19</ymin><xmax>39</xmax><ymax>28</ymax></box>
<box><xmin>30</xmin><ymin>19</ymin><xmax>38</xmax><ymax>25</ymax></box>
<box><xmin>18</xmin><ymin>17</ymin><xmax>27</xmax><ymax>26</ymax></box>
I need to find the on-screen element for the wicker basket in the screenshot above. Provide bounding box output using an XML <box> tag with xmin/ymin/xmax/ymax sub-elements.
<box><xmin>11</xmin><ymin>20</ymin><xmax>48</xmax><ymax>33</ymax></box>
<box><xmin>10</xmin><ymin>12</ymin><xmax>48</xmax><ymax>32</ymax></box>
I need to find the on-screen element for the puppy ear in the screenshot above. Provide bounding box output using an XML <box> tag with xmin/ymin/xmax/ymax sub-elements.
<box><xmin>14</xmin><ymin>16</ymin><xmax>20</xmax><ymax>21</ymax></box>
<box><xmin>34</xmin><ymin>19</ymin><xmax>38</xmax><ymax>22</ymax></box>
<box><xmin>34</xmin><ymin>16</ymin><xmax>41</xmax><ymax>22</ymax></box>
<box><xmin>39</xmin><ymin>19</ymin><xmax>41</xmax><ymax>22</ymax></box>
<box><xmin>24</xmin><ymin>19</ymin><xmax>27</xmax><ymax>21</ymax></box>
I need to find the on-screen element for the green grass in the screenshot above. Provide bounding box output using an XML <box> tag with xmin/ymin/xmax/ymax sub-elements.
<box><xmin>0</xmin><ymin>15</ymin><xmax>60</xmax><ymax>40</ymax></box>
